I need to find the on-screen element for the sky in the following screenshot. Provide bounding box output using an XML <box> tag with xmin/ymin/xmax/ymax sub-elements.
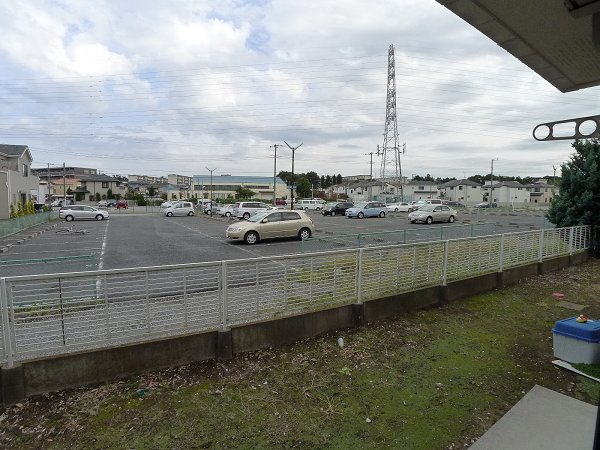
<box><xmin>1</xmin><ymin>0</ymin><xmax>599</xmax><ymax>182</ymax></box>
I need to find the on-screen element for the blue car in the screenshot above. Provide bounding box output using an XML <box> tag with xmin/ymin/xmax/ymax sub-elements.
<box><xmin>345</xmin><ymin>201</ymin><xmax>387</xmax><ymax>219</ymax></box>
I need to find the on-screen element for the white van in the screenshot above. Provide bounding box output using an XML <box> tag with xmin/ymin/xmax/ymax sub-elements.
<box><xmin>164</xmin><ymin>202</ymin><xmax>195</xmax><ymax>217</ymax></box>
<box><xmin>295</xmin><ymin>199</ymin><xmax>324</xmax><ymax>211</ymax></box>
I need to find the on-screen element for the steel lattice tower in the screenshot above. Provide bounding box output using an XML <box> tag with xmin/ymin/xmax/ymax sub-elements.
<box><xmin>378</xmin><ymin>44</ymin><xmax>403</xmax><ymax>199</ymax></box>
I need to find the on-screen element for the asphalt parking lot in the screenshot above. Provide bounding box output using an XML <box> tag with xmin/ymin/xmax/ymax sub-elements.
<box><xmin>0</xmin><ymin>207</ymin><xmax>549</xmax><ymax>276</ymax></box>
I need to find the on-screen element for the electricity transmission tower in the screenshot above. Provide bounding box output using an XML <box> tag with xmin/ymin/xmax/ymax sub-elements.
<box><xmin>377</xmin><ymin>44</ymin><xmax>404</xmax><ymax>200</ymax></box>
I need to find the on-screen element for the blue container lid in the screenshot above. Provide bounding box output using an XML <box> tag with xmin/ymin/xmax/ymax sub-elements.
<box><xmin>553</xmin><ymin>317</ymin><xmax>600</xmax><ymax>343</ymax></box>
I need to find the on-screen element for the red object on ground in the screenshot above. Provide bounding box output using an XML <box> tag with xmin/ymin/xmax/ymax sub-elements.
<box><xmin>552</xmin><ymin>292</ymin><xmax>565</xmax><ymax>300</ymax></box>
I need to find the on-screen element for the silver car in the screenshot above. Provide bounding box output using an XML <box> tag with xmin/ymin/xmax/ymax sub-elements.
<box><xmin>408</xmin><ymin>204</ymin><xmax>457</xmax><ymax>224</ymax></box>
<box><xmin>59</xmin><ymin>205</ymin><xmax>109</xmax><ymax>221</ymax></box>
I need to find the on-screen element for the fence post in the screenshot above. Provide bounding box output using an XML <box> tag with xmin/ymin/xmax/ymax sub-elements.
<box><xmin>538</xmin><ymin>229</ymin><xmax>544</xmax><ymax>263</ymax></box>
<box><xmin>569</xmin><ymin>226</ymin><xmax>575</xmax><ymax>256</ymax></box>
<box><xmin>221</xmin><ymin>261</ymin><xmax>229</xmax><ymax>330</ymax></box>
<box><xmin>356</xmin><ymin>248</ymin><xmax>364</xmax><ymax>304</ymax></box>
<box><xmin>442</xmin><ymin>240</ymin><xmax>449</xmax><ymax>286</ymax></box>
<box><xmin>218</xmin><ymin>261</ymin><xmax>232</xmax><ymax>360</ymax></box>
<box><xmin>0</xmin><ymin>278</ymin><xmax>14</xmax><ymax>368</ymax></box>
<box><xmin>499</xmin><ymin>234</ymin><xmax>505</xmax><ymax>272</ymax></box>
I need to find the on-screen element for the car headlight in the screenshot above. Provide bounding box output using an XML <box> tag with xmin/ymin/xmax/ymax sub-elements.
<box><xmin>228</xmin><ymin>226</ymin><xmax>243</xmax><ymax>232</ymax></box>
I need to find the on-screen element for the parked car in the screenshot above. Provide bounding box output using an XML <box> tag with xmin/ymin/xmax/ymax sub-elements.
<box><xmin>295</xmin><ymin>199</ymin><xmax>325</xmax><ymax>211</ymax></box>
<box><xmin>345</xmin><ymin>201</ymin><xmax>387</xmax><ymax>219</ymax></box>
<box><xmin>160</xmin><ymin>201</ymin><xmax>175</xmax><ymax>208</ymax></box>
<box><xmin>386</xmin><ymin>202</ymin><xmax>413</xmax><ymax>213</ymax></box>
<box><xmin>233</xmin><ymin>201</ymin><xmax>272</xmax><ymax>220</ymax></box>
<box><xmin>412</xmin><ymin>199</ymin><xmax>443</xmax><ymax>211</ymax></box>
<box><xmin>116</xmin><ymin>200</ymin><xmax>128</xmax><ymax>209</ymax></box>
<box><xmin>408</xmin><ymin>204</ymin><xmax>457</xmax><ymax>224</ymax></box>
<box><xmin>59</xmin><ymin>205</ymin><xmax>109</xmax><ymax>221</ymax></box>
<box><xmin>226</xmin><ymin>210</ymin><xmax>314</xmax><ymax>245</ymax></box>
<box><xmin>50</xmin><ymin>199</ymin><xmax>73</xmax><ymax>208</ymax></box>
<box><xmin>218</xmin><ymin>204</ymin><xmax>236</xmax><ymax>217</ymax></box>
<box><xmin>164</xmin><ymin>201</ymin><xmax>195</xmax><ymax>217</ymax></box>
<box><xmin>203</xmin><ymin>201</ymin><xmax>219</xmax><ymax>214</ymax></box>
<box><xmin>107</xmin><ymin>200</ymin><xmax>117</xmax><ymax>207</ymax></box>
<box><xmin>474</xmin><ymin>202</ymin><xmax>498</xmax><ymax>208</ymax></box>
<box><xmin>445</xmin><ymin>201</ymin><xmax>466</xmax><ymax>208</ymax></box>
<box><xmin>97</xmin><ymin>200</ymin><xmax>108</xmax><ymax>208</ymax></box>
<box><xmin>321</xmin><ymin>201</ymin><xmax>354</xmax><ymax>216</ymax></box>
<box><xmin>275</xmin><ymin>199</ymin><xmax>287</xmax><ymax>206</ymax></box>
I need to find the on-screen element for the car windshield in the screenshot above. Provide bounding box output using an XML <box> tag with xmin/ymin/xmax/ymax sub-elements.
<box><xmin>417</xmin><ymin>205</ymin><xmax>436</xmax><ymax>212</ymax></box>
<box><xmin>353</xmin><ymin>202</ymin><xmax>368</xmax><ymax>208</ymax></box>
<box><xmin>247</xmin><ymin>211</ymin><xmax>270</xmax><ymax>222</ymax></box>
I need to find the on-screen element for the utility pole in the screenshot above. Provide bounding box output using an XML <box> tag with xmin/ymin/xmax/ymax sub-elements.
<box><xmin>63</xmin><ymin>162</ymin><xmax>66</xmax><ymax>205</ymax></box>
<box><xmin>365</xmin><ymin>151</ymin><xmax>375</xmax><ymax>200</ymax></box>
<box><xmin>490</xmin><ymin>158</ymin><xmax>498</xmax><ymax>207</ymax></box>
<box><xmin>47</xmin><ymin>163</ymin><xmax>51</xmax><ymax>203</ymax></box>
<box><xmin>553</xmin><ymin>165</ymin><xmax>557</xmax><ymax>185</ymax></box>
<box><xmin>270</xmin><ymin>144</ymin><xmax>282</xmax><ymax>206</ymax></box>
<box><xmin>284</xmin><ymin>141</ymin><xmax>303</xmax><ymax>210</ymax></box>
<box><xmin>206</xmin><ymin>167</ymin><xmax>216</xmax><ymax>213</ymax></box>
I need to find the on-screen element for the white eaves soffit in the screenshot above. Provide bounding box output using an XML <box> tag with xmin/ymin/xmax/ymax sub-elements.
<box><xmin>436</xmin><ymin>0</ymin><xmax>600</xmax><ymax>92</ymax></box>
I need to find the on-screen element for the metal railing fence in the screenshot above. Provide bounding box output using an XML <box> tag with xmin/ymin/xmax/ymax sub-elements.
<box><xmin>0</xmin><ymin>225</ymin><xmax>590</xmax><ymax>367</ymax></box>
<box><xmin>301</xmin><ymin>223</ymin><xmax>497</xmax><ymax>253</ymax></box>
<box><xmin>0</xmin><ymin>210</ymin><xmax>58</xmax><ymax>239</ymax></box>
<box><xmin>0</xmin><ymin>254</ymin><xmax>97</xmax><ymax>278</ymax></box>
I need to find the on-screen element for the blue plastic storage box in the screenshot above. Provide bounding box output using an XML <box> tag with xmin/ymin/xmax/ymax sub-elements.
<box><xmin>553</xmin><ymin>317</ymin><xmax>600</xmax><ymax>364</ymax></box>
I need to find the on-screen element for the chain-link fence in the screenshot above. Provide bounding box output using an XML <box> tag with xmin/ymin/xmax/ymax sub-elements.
<box><xmin>0</xmin><ymin>254</ymin><xmax>97</xmax><ymax>278</ymax></box>
<box><xmin>301</xmin><ymin>223</ymin><xmax>497</xmax><ymax>253</ymax></box>
<box><xmin>0</xmin><ymin>210</ymin><xmax>58</xmax><ymax>239</ymax></box>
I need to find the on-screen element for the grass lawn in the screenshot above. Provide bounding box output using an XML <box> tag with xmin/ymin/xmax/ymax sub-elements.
<box><xmin>1</xmin><ymin>259</ymin><xmax>599</xmax><ymax>449</ymax></box>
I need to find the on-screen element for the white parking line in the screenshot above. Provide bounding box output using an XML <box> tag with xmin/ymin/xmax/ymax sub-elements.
<box><xmin>164</xmin><ymin>218</ymin><xmax>262</xmax><ymax>257</ymax></box>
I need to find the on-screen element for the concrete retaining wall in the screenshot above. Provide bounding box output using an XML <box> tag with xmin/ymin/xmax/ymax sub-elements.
<box><xmin>0</xmin><ymin>252</ymin><xmax>589</xmax><ymax>404</ymax></box>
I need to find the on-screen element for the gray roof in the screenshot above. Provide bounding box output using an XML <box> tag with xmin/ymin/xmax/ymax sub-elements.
<box><xmin>0</xmin><ymin>144</ymin><xmax>29</xmax><ymax>158</ymax></box>
<box><xmin>487</xmin><ymin>181</ymin><xmax>525</xmax><ymax>189</ymax></box>
<box><xmin>442</xmin><ymin>179</ymin><xmax>481</xmax><ymax>188</ymax></box>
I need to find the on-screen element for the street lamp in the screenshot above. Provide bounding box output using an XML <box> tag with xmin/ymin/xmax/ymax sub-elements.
<box><xmin>284</xmin><ymin>141</ymin><xmax>302</xmax><ymax>210</ymax></box>
<box><xmin>206</xmin><ymin>167</ymin><xmax>216</xmax><ymax>214</ymax></box>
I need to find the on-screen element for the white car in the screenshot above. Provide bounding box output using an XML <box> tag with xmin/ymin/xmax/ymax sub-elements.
<box><xmin>59</xmin><ymin>205</ymin><xmax>109</xmax><ymax>221</ymax></box>
<box><xmin>160</xmin><ymin>201</ymin><xmax>175</xmax><ymax>208</ymax></box>
<box><xmin>218</xmin><ymin>204</ymin><xmax>236</xmax><ymax>217</ymax></box>
<box><xmin>233</xmin><ymin>201</ymin><xmax>272</xmax><ymax>220</ymax></box>
<box><xmin>386</xmin><ymin>202</ymin><xmax>413</xmax><ymax>213</ymax></box>
<box><xmin>164</xmin><ymin>202</ymin><xmax>195</xmax><ymax>217</ymax></box>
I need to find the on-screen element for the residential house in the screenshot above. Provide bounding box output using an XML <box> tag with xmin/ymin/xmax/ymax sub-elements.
<box><xmin>403</xmin><ymin>181</ymin><xmax>440</xmax><ymax>201</ymax></box>
<box><xmin>482</xmin><ymin>181</ymin><xmax>529</xmax><ymax>206</ymax></box>
<box><xmin>439</xmin><ymin>179</ymin><xmax>483</xmax><ymax>205</ymax></box>
<box><xmin>0</xmin><ymin>144</ymin><xmax>39</xmax><ymax>219</ymax></box>
<box><xmin>161</xmin><ymin>183</ymin><xmax>191</xmax><ymax>200</ymax></box>
<box><xmin>525</xmin><ymin>179</ymin><xmax>558</xmax><ymax>204</ymax></box>
<box><xmin>343</xmin><ymin>180</ymin><xmax>399</xmax><ymax>202</ymax></box>
<box><xmin>76</xmin><ymin>174</ymin><xmax>126</xmax><ymax>201</ymax></box>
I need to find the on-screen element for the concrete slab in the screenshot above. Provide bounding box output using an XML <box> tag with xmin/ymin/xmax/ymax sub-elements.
<box><xmin>470</xmin><ymin>385</ymin><xmax>596</xmax><ymax>450</ymax></box>
<box><xmin>556</xmin><ymin>301</ymin><xmax>587</xmax><ymax>311</ymax></box>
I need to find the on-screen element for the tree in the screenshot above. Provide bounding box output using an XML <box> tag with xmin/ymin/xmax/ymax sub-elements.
<box><xmin>305</xmin><ymin>171</ymin><xmax>320</xmax><ymax>188</ymax></box>
<box><xmin>95</xmin><ymin>192</ymin><xmax>101</xmax><ymax>202</ymax></box>
<box><xmin>325</xmin><ymin>175</ymin><xmax>332</xmax><ymax>188</ymax></box>
<box><xmin>320</xmin><ymin>175</ymin><xmax>325</xmax><ymax>188</ymax></box>
<box><xmin>295</xmin><ymin>177</ymin><xmax>312</xmax><ymax>198</ymax></box>
<box><xmin>107</xmin><ymin>188</ymin><xmax>113</xmax><ymax>199</ymax></box>
<box><xmin>277</xmin><ymin>171</ymin><xmax>294</xmax><ymax>186</ymax></box>
<box><xmin>235</xmin><ymin>187</ymin><xmax>256</xmax><ymax>199</ymax></box>
<box><xmin>547</xmin><ymin>140</ymin><xmax>600</xmax><ymax>232</ymax></box>
<box><xmin>336</xmin><ymin>174</ymin><xmax>342</xmax><ymax>184</ymax></box>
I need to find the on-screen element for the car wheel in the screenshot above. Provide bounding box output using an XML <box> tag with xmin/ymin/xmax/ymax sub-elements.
<box><xmin>316</xmin><ymin>207</ymin><xmax>321</xmax><ymax>211</ymax></box>
<box><xmin>166</xmin><ymin>212</ymin><xmax>173</xmax><ymax>217</ymax></box>
<box><xmin>225</xmin><ymin>212</ymin><xmax>231</xmax><ymax>217</ymax></box>
<box><xmin>331</xmin><ymin>211</ymin><xmax>336</xmax><ymax>216</ymax></box>
<box><xmin>408</xmin><ymin>208</ymin><xmax>413</xmax><ymax>212</ymax></box>
<box><xmin>65</xmin><ymin>215</ymin><xmax>74</xmax><ymax>222</ymax></box>
<box><xmin>188</xmin><ymin>211</ymin><xmax>194</xmax><ymax>216</ymax></box>
<box><xmin>357</xmin><ymin>212</ymin><xmax>364</xmax><ymax>219</ymax></box>
<box><xmin>95</xmin><ymin>214</ymin><xmax>104</xmax><ymax>221</ymax></box>
<box><xmin>244</xmin><ymin>231</ymin><xmax>259</xmax><ymax>245</ymax></box>
<box><xmin>298</xmin><ymin>227</ymin><xmax>312</xmax><ymax>240</ymax></box>
<box><xmin>379</xmin><ymin>211</ymin><xmax>386</xmax><ymax>218</ymax></box>
<box><xmin>426</xmin><ymin>216</ymin><xmax>433</xmax><ymax>225</ymax></box>
<box><xmin>243</xmin><ymin>212</ymin><xmax>250</xmax><ymax>220</ymax></box>
<box><xmin>394</xmin><ymin>208</ymin><xmax>398</xmax><ymax>212</ymax></box>
<box><xmin>448</xmin><ymin>215</ymin><xmax>455</xmax><ymax>223</ymax></box>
